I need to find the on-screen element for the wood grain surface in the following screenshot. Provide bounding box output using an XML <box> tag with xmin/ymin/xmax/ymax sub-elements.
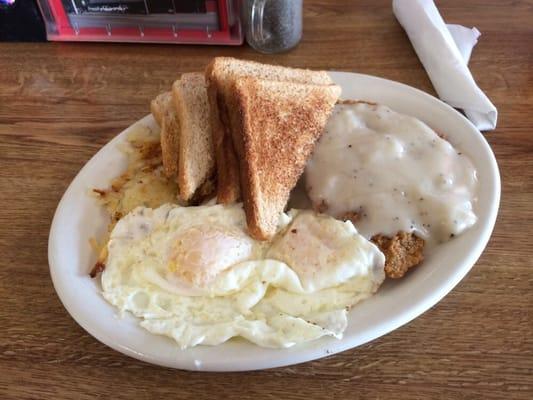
<box><xmin>1</xmin><ymin>1</ymin><xmax>532</xmax><ymax>398</ymax></box>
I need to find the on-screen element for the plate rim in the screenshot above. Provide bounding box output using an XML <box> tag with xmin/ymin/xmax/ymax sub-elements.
<box><xmin>48</xmin><ymin>71</ymin><xmax>501</xmax><ymax>371</ymax></box>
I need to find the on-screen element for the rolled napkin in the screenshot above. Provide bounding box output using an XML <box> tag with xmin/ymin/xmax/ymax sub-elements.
<box><xmin>393</xmin><ymin>0</ymin><xmax>497</xmax><ymax>131</ymax></box>
<box><xmin>447</xmin><ymin>24</ymin><xmax>480</xmax><ymax>64</ymax></box>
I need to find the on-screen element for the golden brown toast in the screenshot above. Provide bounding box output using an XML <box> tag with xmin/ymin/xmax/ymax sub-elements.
<box><xmin>229</xmin><ymin>77</ymin><xmax>341</xmax><ymax>240</ymax></box>
<box><xmin>150</xmin><ymin>92</ymin><xmax>166</xmax><ymax>126</ymax></box>
<box><xmin>205</xmin><ymin>57</ymin><xmax>334</xmax><ymax>205</ymax></box>
<box><xmin>205</xmin><ymin>76</ymin><xmax>241</xmax><ymax>205</ymax></box>
<box><xmin>150</xmin><ymin>91</ymin><xmax>180</xmax><ymax>177</ymax></box>
<box><xmin>205</xmin><ymin>64</ymin><xmax>241</xmax><ymax>204</ymax></box>
<box><xmin>172</xmin><ymin>73</ymin><xmax>215</xmax><ymax>202</ymax></box>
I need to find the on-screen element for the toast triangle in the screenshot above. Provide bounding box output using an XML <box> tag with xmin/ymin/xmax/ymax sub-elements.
<box><xmin>229</xmin><ymin>77</ymin><xmax>341</xmax><ymax>240</ymax></box>
<box><xmin>172</xmin><ymin>73</ymin><xmax>215</xmax><ymax>202</ymax></box>
<box><xmin>150</xmin><ymin>91</ymin><xmax>180</xmax><ymax>178</ymax></box>
<box><xmin>205</xmin><ymin>57</ymin><xmax>334</xmax><ymax>205</ymax></box>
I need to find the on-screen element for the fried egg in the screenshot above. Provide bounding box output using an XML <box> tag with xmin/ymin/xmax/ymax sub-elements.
<box><xmin>101</xmin><ymin>204</ymin><xmax>385</xmax><ymax>349</ymax></box>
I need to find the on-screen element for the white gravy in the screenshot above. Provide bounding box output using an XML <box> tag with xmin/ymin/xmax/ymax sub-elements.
<box><xmin>305</xmin><ymin>102</ymin><xmax>478</xmax><ymax>246</ymax></box>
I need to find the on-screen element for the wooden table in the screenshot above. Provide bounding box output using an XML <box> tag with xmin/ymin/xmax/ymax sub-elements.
<box><xmin>1</xmin><ymin>1</ymin><xmax>532</xmax><ymax>398</ymax></box>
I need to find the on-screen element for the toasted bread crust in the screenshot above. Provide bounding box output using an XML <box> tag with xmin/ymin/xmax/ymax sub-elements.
<box><xmin>173</xmin><ymin>73</ymin><xmax>215</xmax><ymax>202</ymax></box>
<box><xmin>205</xmin><ymin>62</ymin><xmax>241</xmax><ymax>204</ymax></box>
<box><xmin>217</xmin><ymin>97</ymin><xmax>242</xmax><ymax>203</ymax></box>
<box><xmin>228</xmin><ymin>90</ymin><xmax>263</xmax><ymax>239</ymax></box>
<box><xmin>150</xmin><ymin>94</ymin><xmax>165</xmax><ymax>126</ymax></box>
<box><xmin>230</xmin><ymin>77</ymin><xmax>341</xmax><ymax>240</ymax></box>
<box><xmin>151</xmin><ymin>91</ymin><xmax>179</xmax><ymax>177</ymax></box>
<box><xmin>210</xmin><ymin>57</ymin><xmax>333</xmax><ymax>86</ymax></box>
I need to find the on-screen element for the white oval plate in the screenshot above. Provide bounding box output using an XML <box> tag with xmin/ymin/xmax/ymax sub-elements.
<box><xmin>48</xmin><ymin>72</ymin><xmax>500</xmax><ymax>371</ymax></box>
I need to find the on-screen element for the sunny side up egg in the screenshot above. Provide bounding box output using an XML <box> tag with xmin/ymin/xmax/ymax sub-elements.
<box><xmin>101</xmin><ymin>203</ymin><xmax>385</xmax><ymax>349</ymax></box>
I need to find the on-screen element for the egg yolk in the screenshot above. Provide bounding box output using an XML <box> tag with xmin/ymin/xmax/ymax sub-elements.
<box><xmin>168</xmin><ymin>225</ymin><xmax>253</xmax><ymax>287</ymax></box>
<box><xmin>267</xmin><ymin>213</ymin><xmax>348</xmax><ymax>290</ymax></box>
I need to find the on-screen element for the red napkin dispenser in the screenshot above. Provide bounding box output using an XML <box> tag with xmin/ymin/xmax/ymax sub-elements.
<box><xmin>36</xmin><ymin>0</ymin><xmax>242</xmax><ymax>45</ymax></box>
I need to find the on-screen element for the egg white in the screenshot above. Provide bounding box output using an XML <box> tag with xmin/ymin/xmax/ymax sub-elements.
<box><xmin>101</xmin><ymin>204</ymin><xmax>385</xmax><ymax>349</ymax></box>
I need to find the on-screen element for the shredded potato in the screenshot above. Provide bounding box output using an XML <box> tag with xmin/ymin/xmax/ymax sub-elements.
<box><xmin>90</xmin><ymin>127</ymin><xmax>178</xmax><ymax>276</ymax></box>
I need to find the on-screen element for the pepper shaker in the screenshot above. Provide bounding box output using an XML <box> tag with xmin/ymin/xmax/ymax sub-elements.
<box><xmin>242</xmin><ymin>0</ymin><xmax>303</xmax><ymax>54</ymax></box>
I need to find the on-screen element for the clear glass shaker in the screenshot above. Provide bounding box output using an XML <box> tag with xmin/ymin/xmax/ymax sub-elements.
<box><xmin>242</xmin><ymin>0</ymin><xmax>303</xmax><ymax>54</ymax></box>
